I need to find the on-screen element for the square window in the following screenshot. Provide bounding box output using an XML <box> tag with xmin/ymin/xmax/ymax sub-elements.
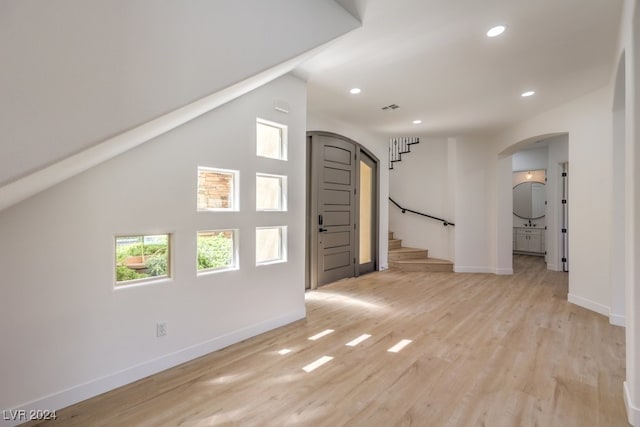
<box><xmin>256</xmin><ymin>173</ymin><xmax>287</xmax><ymax>211</ymax></box>
<box><xmin>256</xmin><ymin>226</ymin><xmax>287</xmax><ymax>265</ymax></box>
<box><xmin>257</xmin><ymin>119</ymin><xmax>287</xmax><ymax>160</ymax></box>
<box><xmin>197</xmin><ymin>167</ymin><xmax>239</xmax><ymax>211</ymax></box>
<box><xmin>115</xmin><ymin>234</ymin><xmax>170</xmax><ymax>286</ymax></box>
<box><xmin>197</xmin><ymin>230</ymin><xmax>238</xmax><ymax>274</ymax></box>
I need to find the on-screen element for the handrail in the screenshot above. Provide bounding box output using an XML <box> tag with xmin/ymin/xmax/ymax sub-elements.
<box><xmin>389</xmin><ymin>197</ymin><xmax>455</xmax><ymax>227</ymax></box>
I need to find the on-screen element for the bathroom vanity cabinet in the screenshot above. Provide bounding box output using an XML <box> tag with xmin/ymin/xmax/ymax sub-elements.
<box><xmin>513</xmin><ymin>227</ymin><xmax>545</xmax><ymax>255</ymax></box>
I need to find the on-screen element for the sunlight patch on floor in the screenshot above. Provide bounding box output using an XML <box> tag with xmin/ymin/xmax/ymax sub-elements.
<box><xmin>305</xmin><ymin>291</ymin><xmax>387</xmax><ymax>312</ymax></box>
<box><xmin>346</xmin><ymin>333</ymin><xmax>371</xmax><ymax>347</ymax></box>
<box><xmin>207</xmin><ymin>372</ymin><xmax>252</xmax><ymax>385</ymax></box>
<box><xmin>387</xmin><ymin>339</ymin><xmax>412</xmax><ymax>353</ymax></box>
<box><xmin>308</xmin><ymin>329</ymin><xmax>334</xmax><ymax>340</ymax></box>
<box><xmin>303</xmin><ymin>356</ymin><xmax>334</xmax><ymax>372</ymax></box>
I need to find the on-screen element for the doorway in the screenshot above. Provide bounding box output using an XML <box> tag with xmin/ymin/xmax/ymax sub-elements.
<box><xmin>306</xmin><ymin>132</ymin><xmax>379</xmax><ymax>289</ymax></box>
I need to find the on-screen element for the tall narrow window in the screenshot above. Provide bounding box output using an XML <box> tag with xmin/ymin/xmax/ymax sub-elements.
<box><xmin>115</xmin><ymin>234</ymin><xmax>170</xmax><ymax>286</ymax></box>
<box><xmin>257</xmin><ymin>119</ymin><xmax>287</xmax><ymax>160</ymax></box>
<box><xmin>359</xmin><ymin>160</ymin><xmax>373</xmax><ymax>264</ymax></box>
<box><xmin>256</xmin><ymin>226</ymin><xmax>287</xmax><ymax>265</ymax></box>
<box><xmin>197</xmin><ymin>230</ymin><xmax>238</xmax><ymax>274</ymax></box>
<box><xmin>256</xmin><ymin>173</ymin><xmax>287</xmax><ymax>211</ymax></box>
<box><xmin>197</xmin><ymin>167</ymin><xmax>239</xmax><ymax>211</ymax></box>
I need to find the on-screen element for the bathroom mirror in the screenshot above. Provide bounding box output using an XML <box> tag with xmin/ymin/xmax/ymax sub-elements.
<box><xmin>513</xmin><ymin>181</ymin><xmax>545</xmax><ymax>219</ymax></box>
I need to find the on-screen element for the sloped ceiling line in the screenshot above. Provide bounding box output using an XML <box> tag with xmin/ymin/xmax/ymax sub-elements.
<box><xmin>0</xmin><ymin>45</ymin><xmax>330</xmax><ymax>213</ymax></box>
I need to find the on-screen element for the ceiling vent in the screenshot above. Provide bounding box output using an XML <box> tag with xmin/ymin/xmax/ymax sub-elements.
<box><xmin>381</xmin><ymin>104</ymin><xmax>399</xmax><ymax>110</ymax></box>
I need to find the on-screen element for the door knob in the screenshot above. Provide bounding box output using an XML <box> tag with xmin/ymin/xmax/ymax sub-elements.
<box><xmin>319</xmin><ymin>227</ymin><xmax>328</xmax><ymax>232</ymax></box>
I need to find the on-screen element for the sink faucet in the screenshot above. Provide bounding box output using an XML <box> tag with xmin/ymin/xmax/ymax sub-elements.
<box><xmin>528</xmin><ymin>219</ymin><xmax>532</xmax><ymax>226</ymax></box>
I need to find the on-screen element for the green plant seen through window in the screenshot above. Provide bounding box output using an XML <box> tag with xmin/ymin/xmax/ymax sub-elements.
<box><xmin>115</xmin><ymin>235</ymin><xmax>169</xmax><ymax>283</ymax></box>
<box><xmin>197</xmin><ymin>231</ymin><xmax>234</xmax><ymax>271</ymax></box>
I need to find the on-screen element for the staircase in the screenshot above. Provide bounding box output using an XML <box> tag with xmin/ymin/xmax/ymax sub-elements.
<box><xmin>389</xmin><ymin>137</ymin><xmax>419</xmax><ymax>169</ymax></box>
<box><xmin>388</xmin><ymin>231</ymin><xmax>454</xmax><ymax>273</ymax></box>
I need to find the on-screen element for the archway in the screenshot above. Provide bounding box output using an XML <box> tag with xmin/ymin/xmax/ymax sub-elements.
<box><xmin>497</xmin><ymin>132</ymin><xmax>569</xmax><ymax>276</ymax></box>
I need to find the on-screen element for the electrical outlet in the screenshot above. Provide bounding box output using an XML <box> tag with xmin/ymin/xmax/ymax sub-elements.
<box><xmin>156</xmin><ymin>322</ymin><xmax>167</xmax><ymax>337</ymax></box>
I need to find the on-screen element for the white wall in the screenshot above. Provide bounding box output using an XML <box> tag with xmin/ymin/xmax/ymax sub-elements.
<box><xmin>388</xmin><ymin>137</ymin><xmax>454</xmax><ymax>261</ymax></box>
<box><xmin>512</xmin><ymin>147</ymin><xmax>548</xmax><ymax>172</ymax></box>
<box><xmin>0</xmin><ymin>0</ymin><xmax>359</xmax><ymax>187</ymax></box>
<box><xmin>623</xmin><ymin>0</ymin><xmax>640</xmax><ymax>422</ymax></box>
<box><xmin>0</xmin><ymin>75</ymin><xmax>307</xmax><ymax>423</ymax></box>
<box><xmin>454</xmin><ymin>136</ymin><xmax>497</xmax><ymax>273</ymax></box>
<box><xmin>307</xmin><ymin>113</ymin><xmax>389</xmax><ymax>269</ymax></box>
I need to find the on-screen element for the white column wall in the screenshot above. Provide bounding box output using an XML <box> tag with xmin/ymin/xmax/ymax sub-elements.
<box><xmin>454</xmin><ymin>137</ymin><xmax>497</xmax><ymax>273</ymax></box>
<box><xmin>626</xmin><ymin>0</ymin><xmax>640</xmax><ymax>422</ymax></box>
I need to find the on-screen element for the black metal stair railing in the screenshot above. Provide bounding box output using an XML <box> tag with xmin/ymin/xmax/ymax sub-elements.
<box><xmin>389</xmin><ymin>137</ymin><xmax>420</xmax><ymax>169</ymax></box>
<box><xmin>389</xmin><ymin>197</ymin><xmax>455</xmax><ymax>227</ymax></box>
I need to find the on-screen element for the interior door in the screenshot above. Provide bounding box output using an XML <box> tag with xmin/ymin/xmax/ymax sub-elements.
<box><xmin>311</xmin><ymin>135</ymin><xmax>356</xmax><ymax>286</ymax></box>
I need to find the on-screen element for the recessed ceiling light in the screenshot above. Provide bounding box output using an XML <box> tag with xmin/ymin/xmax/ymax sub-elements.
<box><xmin>412</xmin><ymin>120</ymin><xmax>422</xmax><ymax>124</ymax></box>
<box><xmin>350</xmin><ymin>88</ymin><xmax>361</xmax><ymax>94</ymax></box>
<box><xmin>486</xmin><ymin>25</ymin><xmax>506</xmax><ymax>38</ymax></box>
<box><xmin>521</xmin><ymin>91</ymin><xmax>535</xmax><ymax>97</ymax></box>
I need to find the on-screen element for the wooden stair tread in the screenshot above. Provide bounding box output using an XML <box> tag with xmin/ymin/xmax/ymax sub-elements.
<box><xmin>387</xmin><ymin>231</ymin><xmax>452</xmax><ymax>272</ymax></box>
<box><xmin>391</xmin><ymin>258</ymin><xmax>452</xmax><ymax>265</ymax></box>
<box><xmin>388</xmin><ymin>239</ymin><xmax>402</xmax><ymax>250</ymax></box>
<box><xmin>388</xmin><ymin>246</ymin><xmax>427</xmax><ymax>253</ymax></box>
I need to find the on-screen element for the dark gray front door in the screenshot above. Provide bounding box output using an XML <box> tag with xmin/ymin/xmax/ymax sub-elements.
<box><xmin>312</xmin><ymin>135</ymin><xmax>356</xmax><ymax>286</ymax></box>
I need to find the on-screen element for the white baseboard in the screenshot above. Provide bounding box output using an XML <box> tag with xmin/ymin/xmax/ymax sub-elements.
<box><xmin>567</xmin><ymin>293</ymin><xmax>609</xmax><ymax>317</ymax></box>
<box><xmin>453</xmin><ymin>266</ymin><xmax>512</xmax><ymax>275</ymax></box>
<box><xmin>624</xmin><ymin>381</ymin><xmax>640</xmax><ymax>426</ymax></box>
<box><xmin>1</xmin><ymin>310</ymin><xmax>305</xmax><ymax>427</ymax></box>
<box><xmin>609</xmin><ymin>312</ymin><xmax>626</xmax><ymax>327</ymax></box>
<box><xmin>454</xmin><ymin>266</ymin><xmax>493</xmax><ymax>273</ymax></box>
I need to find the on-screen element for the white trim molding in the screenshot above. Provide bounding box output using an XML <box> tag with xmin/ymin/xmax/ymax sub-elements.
<box><xmin>0</xmin><ymin>310</ymin><xmax>305</xmax><ymax>427</ymax></box>
<box><xmin>567</xmin><ymin>293</ymin><xmax>609</xmax><ymax>317</ymax></box>
<box><xmin>609</xmin><ymin>312</ymin><xmax>626</xmax><ymax>327</ymax></box>
<box><xmin>546</xmin><ymin>263</ymin><xmax>560</xmax><ymax>271</ymax></box>
<box><xmin>454</xmin><ymin>266</ymin><xmax>494</xmax><ymax>274</ymax></box>
<box><xmin>624</xmin><ymin>381</ymin><xmax>640</xmax><ymax>426</ymax></box>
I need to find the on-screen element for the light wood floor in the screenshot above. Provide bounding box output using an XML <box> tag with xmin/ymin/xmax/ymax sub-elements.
<box><xmin>30</xmin><ymin>255</ymin><xmax>629</xmax><ymax>426</ymax></box>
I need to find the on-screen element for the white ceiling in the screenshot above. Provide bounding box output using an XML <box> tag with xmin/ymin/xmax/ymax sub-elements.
<box><xmin>298</xmin><ymin>0</ymin><xmax>624</xmax><ymax>137</ymax></box>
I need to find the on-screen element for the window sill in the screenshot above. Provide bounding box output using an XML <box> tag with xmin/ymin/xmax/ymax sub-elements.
<box><xmin>114</xmin><ymin>277</ymin><xmax>172</xmax><ymax>290</ymax></box>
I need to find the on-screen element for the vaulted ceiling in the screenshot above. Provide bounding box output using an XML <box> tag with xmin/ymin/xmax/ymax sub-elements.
<box><xmin>298</xmin><ymin>0</ymin><xmax>624</xmax><ymax>137</ymax></box>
